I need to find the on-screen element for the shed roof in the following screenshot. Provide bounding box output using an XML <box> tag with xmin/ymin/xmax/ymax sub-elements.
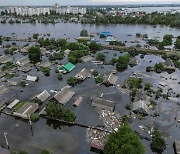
<box><xmin>133</xmin><ymin>100</ymin><xmax>149</xmax><ymax>115</ymax></box>
<box><xmin>26</xmin><ymin>75</ymin><xmax>38</xmax><ymax>82</ymax></box>
<box><xmin>7</xmin><ymin>99</ymin><xmax>20</xmax><ymax>109</ymax></box>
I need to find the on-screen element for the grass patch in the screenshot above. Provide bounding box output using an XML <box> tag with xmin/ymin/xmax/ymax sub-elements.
<box><xmin>2</xmin><ymin>62</ymin><xmax>16</xmax><ymax>71</ymax></box>
<box><xmin>13</xmin><ymin>102</ymin><xmax>25</xmax><ymax>111</ymax></box>
<box><xmin>4</xmin><ymin>73</ymin><xmax>14</xmax><ymax>79</ymax></box>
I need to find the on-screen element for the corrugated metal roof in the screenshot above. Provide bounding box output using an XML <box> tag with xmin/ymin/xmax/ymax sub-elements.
<box><xmin>63</xmin><ymin>62</ymin><xmax>76</xmax><ymax>72</ymax></box>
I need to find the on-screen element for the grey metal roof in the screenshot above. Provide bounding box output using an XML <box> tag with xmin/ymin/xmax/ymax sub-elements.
<box><xmin>92</xmin><ymin>97</ymin><xmax>116</xmax><ymax>111</ymax></box>
<box><xmin>54</xmin><ymin>86</ymin><xmax>75</xmax><ymax>105</ymax></box>
<box><xmin>75</xmin><ymin>68</ymin><xmax>90</xmax><ymax>80</ymax></box>
<box><xmin>104</xmin><ymin>73</ymin><xmax>118</xmax><ymax>85</ymax></box>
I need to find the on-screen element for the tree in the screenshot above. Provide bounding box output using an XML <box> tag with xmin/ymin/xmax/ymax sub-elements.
<box><xmin>45</xmin><ymin>102</ymin><xmax>76</xmax><ymax>122</ymax></box>
<box><xmin>31</xmin><ymin>113</ymin><xmax>39</xmax><ymax>122</ymax></box>
<box><xmin>116</xmin><ymin>54</ymin><xmax>130</xmax><ymax>71</ymax></box>
<box><xmin>151</xmin><ymin>128</ymin><xmax>166</xmax><ymax>153</ymax></box>
<box><xmin>28</xmin><ymin>46</ymin><xmax>41</xmax><ymax>63</ymax></box>
<box><xmin>0</xmin><ymin>36</ymin><xmax>2</xmax><ymax>45</ymax></box>
<box><xmin>104</xmin><ymin>124</ymin><xmax>145</xmax><ymax>154</ymax></box>
<box><xmin>92</xmin><ymin>70</ymin><xmax>98</xmax><ymax>77</ymax></box>
<box><xmin>154</xmin><ymin>62</ymin><xmax>164</xmax><ymax>73</ymax></box>
<box><xmin>144</xmin><ymin>83</ymin><xmax>152</xmax><ymax>91</ymax></box>
<box><xmin>42</xmin><ymin>67</ymin><xmax>50</xmax><ymax>76</ymax></box>
<box><xmin>57</xmin><ymin>74</ymin><xmax>63</xmax><ymax>80</ymax></box>
<box><xmin>128</xmin><ymin>77</ymin><xmax>142</xmax><ymax>89</ymax></box>
<box><xmin>67</xmin><ymin>76</ymin><xmax>78</xmax><ymax>86</ymax></box>
<box><xmin>33</xmin><ymin>33</ymin><xmax>39</xmax><ymax>39</ymax></box>
<box><xmin>95</xmin><ymin>76</ymin><xmax>104</xmax><ymax>84</ymax></box>
<box><xmin>89</xmin><ymin>41</ymin><xmax>101</xmax><ymax>53</ymax></box>
<box><xmin>41</xmin><ymin>149</ymin><xmax>52</xmax><ymax>154</ymax></box>
<box><xmin>96</xmin><ymin>52</ymin><xmax>106</xmax><ymax>61</ymax></box>
<box><xmin>175</xmin><ymin>39</ymin><xmax>180</xmax><ymax>49</ymax></box>
<box><xmin>80</xmin><ymin>29</ymin><xmax>88</xmax><ymax>37</ymax></box>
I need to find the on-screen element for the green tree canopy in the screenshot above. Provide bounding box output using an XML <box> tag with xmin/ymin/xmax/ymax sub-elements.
<box><xmin>41</xmin><ymin>149</ymin><xmax>52</xmax><ymax>154</ymax></box>
<box><xmin>104</xmin><ymin>124</ymin><xmax>145</xmax><ymax>154</ymax></box>
<box><xmin>45</xmin><ymin>102</ymin><xmax>76</xmax><ymax>122</ymax></box>
<box><xmin>80</xmin><ymin>29</ymin><xmax>88</xmax><ymax>37</ymax></box>
<box><xmin>89</xmin><ymin>41</ymin><xmax>101</xmax><ymax>53</ymax></box>
<box><xmin>175</xmin><ymin>39</ymin><xmax>180</xmax><ymax>49</ymax></box>
<box><xmin>116</xmin><ymin>54</ymin><xmax>130</xmax><ymax>71</ymax></box>
<box><xmin>28</xmin><ymin>46</ymin><xmax>41</xmax><ymax>63</ymax></box>
<box><xmin>67</xmin><ymin>76</ymin><xmax>78</xmax><ymax>86</ymax></box>
<box><xmin>96</xmin><ymin>52</ymin><xmax>106</xmax><ymax>61</ymax></box>
<box><xmin>151</xmin><ymin>128</ymin><xmax>166</xmax><ymax>153</ymax></box>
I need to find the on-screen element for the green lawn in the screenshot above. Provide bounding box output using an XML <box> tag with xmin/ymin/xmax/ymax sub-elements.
<box><xmin>13</xmin><ymin>102</ymin><xmax>25</xmax><ymax>111</ymax></box>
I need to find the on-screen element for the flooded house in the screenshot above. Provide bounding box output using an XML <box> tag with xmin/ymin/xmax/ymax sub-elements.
<box><xmin>52</xmin><ymin>86</ymin><xmax>75</xmax><ymax>105</ymax></box>
<box><xmin>103</xmin><ymin>73</ymin><xmax>118</xmax><ymax>86</ymax></box>
<box><xmin>81</xmin><ymin>55</ymin><xmax>94</xmax><ymax>62</ymax></box>
<box><xmin>164</xmin><ymin>58</ymin><xmax>175</xmax><ymax>73</ymax></box>
<box><xmin>0</xmin><ymin>85</ymin><xmax>8</xmax><ymax>95</ymax></box>
<box><xmin>34</xmin><ymin>90</ymin><xmax>51</xmax><ymax>103</ymax></box>
<box><xmin>0</xmin><ymin>55</ymin><xmax>13</xmax><ymax>64</ymax></box>
<box><xmin>16</xmin><ymin>57</ymin><xmax>30</xmax><ymax>66</ymax></box>
<box><xmin>60</xmin><ymin>62</ymin><xmax>76</xmax><ymax>73</ymax></box>
<box><xmin>129</xmin><ymin>57</ymin><xmax>139</xmax><ymax>67</ymax></box>
<box><xmin>91</xmin><ymin>97</ymin><xmax>116</xmax><ymax>111</ymax></box>
<box><xmin>132</xmin><ymin>90</ymin><xmax>149</xmax><ymax>115</ymax></box>
<box><xmin>13</xmin><ymin>102</ymin><xmax>39</xmax><ymax>119</ymax></box>
<box><xmin>75</xmin><ymin>68</ymin><xmax>91</xmax><ymax>81</ymax></box>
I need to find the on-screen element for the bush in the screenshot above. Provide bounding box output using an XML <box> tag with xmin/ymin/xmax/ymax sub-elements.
<box><xmin>67</xmin><ymin>76</ymin><xmax>78</xmax><ymax>86</ymax></box>
<box><xmin>28</xmin><ymin>46</ymin><xmax>41</xmax><ymax>63</ymax></box>
<box><xmin>151</xmin><ymin>128</ymin><xmax>166</xmax><ymax>153</ymax></box>
<box><xmin>42</xmin><ymin>67</ymin><xmax>50</xmax><ymax>76</ymax></box>
<box><xmin>41</xmin><ymin>149</ymin><xmax>52</xmax><ymax>154</ymax></box>
<box><xmin>80</xmin><ymin>29</ymin><xmax>88</xmax><ymax>37</ymax></box>
<box><xmin>125</xmin><ymin>104</ymin><xmax>131</xmax><ymax>110</ymax></box>
<box><xmin>31</xmin><ymin>113</ymin><xmax>39</xmax><ymax>122</ymax></box>
<box><xmin>96</xmin><ymin>52</ymin><xmax>106</xmax><ymax>61</ymax></box>
<box><xmin>45</xmin><ymin>102</ymin><xmax>76</xmax><ymax>122</ymax></box>
<box><xmin>19</xmin><ymin>81</ymin><xmax>27</xmax><ymax>88</ymax></box>
<box><xmin>95</xmin><ymin>76</ymin><xmax>104</xmax><ymax>84</ymax></box>
<box><xmin>104</xmin><ymin>124</ymin><xmax>145</xmax><ymax>154</ymax></box>
<box><xmin>57</xmin><ymin>74</ymin><xmax>63</xmax><ymax>80</ymax></box>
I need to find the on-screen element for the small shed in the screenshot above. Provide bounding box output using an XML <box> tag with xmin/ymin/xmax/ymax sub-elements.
<box><xmin>7</xmin><ymin>99</ymin><xmax>20</xmax><ymax>109</ymax></box>
<box><xmin>26</xmin><ymin>75</ymin><xmax>38</xmax><ymax>82</ymax></box>
<box><xmin>133</xmin><ymin>100</ymin><xmax>149</xmax><ymax>115</ymax></box>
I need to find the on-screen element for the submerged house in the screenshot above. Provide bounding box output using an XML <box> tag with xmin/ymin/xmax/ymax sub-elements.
<box><xmin>132</xmin><ymin>90</ymin><xmax>149</xmax><ymax>115</ymax></box>
<box><xmin>100</xmin><ymin>32</ymin><xmax>111</xmax><ymax>38</ymax></box>
<box><xmin>164</xmin><ymin>58</ymin><xmax>175</xmax><ymax>73</ymax></box>
<box><xmin>53</xmin><ymin>86</ymin><xmax>75</xmax><ymax>105</ymax></box>
<box><xmin>75</xmin><ymin>68</ymin><xmax>91</xmax><ymax>81</ymax></box>
<box><xmin>34</xmin><ymin>90</ymin><xmax>51</xmax><ymax>103</ymax></box>
<box><xmin>0</xmin><ymin>55</ymin><xmax>13</xmax><ymax>64</ymax></box>
<box><xmin>129</xmin><ymin>57</ymin><xmax>139</xmax><ymax>67</ymax></box>
<box><xmin>92</xmin><ymin>97</ymin><xmax>116</xmax><ymax>111</ymax></box>
<box><xmin>103</xmin><ymin>73</ymin><xmax>118</xmax><ymax>86</ymax></box>
<box><xmin>60</xmin><ymin>62</ymin><xmax>76</xmax><ymax>73</ymax></box>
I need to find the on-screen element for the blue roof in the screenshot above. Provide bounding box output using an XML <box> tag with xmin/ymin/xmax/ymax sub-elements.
<box><xmin>100</xmin><ymin>32</ymin><xmax>111</xmax><ymax>35</ymax></box>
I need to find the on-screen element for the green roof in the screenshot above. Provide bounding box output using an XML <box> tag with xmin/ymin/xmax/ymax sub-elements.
<box><xmin>63</xmin><ymin>62</ymin><xmax>76</xmax><ymax>72</ymax></box>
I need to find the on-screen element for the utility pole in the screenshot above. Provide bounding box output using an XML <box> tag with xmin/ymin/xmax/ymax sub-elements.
<box><xmin>4</xmin><ymin>132</ymin><xmax>9</xmax><ymax>149</ymax></box>
<box><xmin>28</xmin><ymin>114</ymin><xmax>33</xmax><ymax>136</ymax></box>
